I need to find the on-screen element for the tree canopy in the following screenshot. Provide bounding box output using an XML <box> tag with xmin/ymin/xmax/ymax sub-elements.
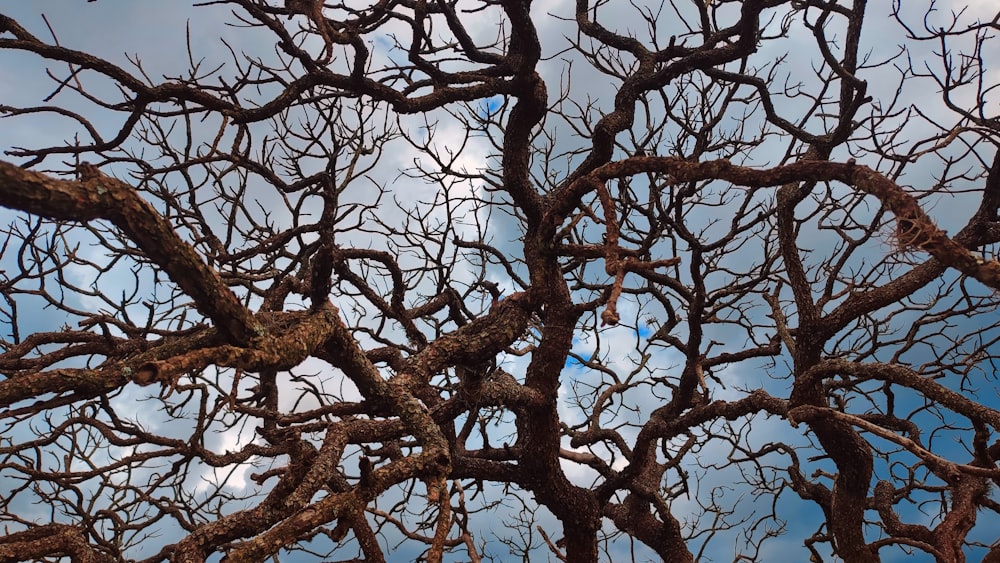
<box><xmin>1</xmin><ymin>1</ymin><xmax>1000</xmax><ymax>561</ymax></box>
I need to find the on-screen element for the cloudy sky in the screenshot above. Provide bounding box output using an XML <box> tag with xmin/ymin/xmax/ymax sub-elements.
<box><xmin>2</xmin><ymin>1</ymin><xmax>1000</xmax><ymax>561</ymax></box>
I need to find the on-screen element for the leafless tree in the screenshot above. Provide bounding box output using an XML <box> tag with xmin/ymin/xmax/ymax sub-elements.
<box><xmin>1</xmin><ymin>1</ymin><xmax>999</xmax><ymax>561</ymax></box>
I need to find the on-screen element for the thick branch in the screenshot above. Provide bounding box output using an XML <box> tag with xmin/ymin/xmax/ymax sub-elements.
<box><xmin>0</xmin><ymin>161</ymin><xmax>255</xmax><ymax>343</ymax></box>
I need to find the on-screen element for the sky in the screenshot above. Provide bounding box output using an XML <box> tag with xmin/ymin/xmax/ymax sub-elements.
<box><xmin>2</xmin><ymin>1</ymin><xmax>1000</xmax><ymax>562</ymax></box>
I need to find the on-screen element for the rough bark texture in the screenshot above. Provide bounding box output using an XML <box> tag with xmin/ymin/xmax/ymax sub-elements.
<box><xmin>1</xmin><ymin>1</ymin><xmax>1000</xmax><ymax>562</ymax></box>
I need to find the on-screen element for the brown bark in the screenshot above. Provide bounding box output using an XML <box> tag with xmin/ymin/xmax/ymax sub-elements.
<box><xmin>1</xmin><ymin>1</ymin><xmax>999</xmax><ymax>561</ymax></box>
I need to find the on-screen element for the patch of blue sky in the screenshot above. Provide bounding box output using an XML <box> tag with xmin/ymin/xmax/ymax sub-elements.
<box><xmin>478</xmin><ymin>95</ymin><xmax>504</xmax><ymax>118</ymax></box>
<box><xmin>636</xmin><ymin>322</ymin><xmax>654</xmax><ymax>339</ymax></box>
<box><xmin>564</xmin><ymin>353</ymin><xmax>586</xmax><ymax>369</ymax></box>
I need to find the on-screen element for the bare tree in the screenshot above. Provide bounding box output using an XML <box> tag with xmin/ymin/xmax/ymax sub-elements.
<box><xmin>1</xmin><ymin>1</ymin><xmax>999</xmax><ymax>561</ymax></box>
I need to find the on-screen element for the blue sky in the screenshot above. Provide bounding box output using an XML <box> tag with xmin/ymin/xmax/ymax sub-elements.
<box><xmin>2</xmin><ymin>1</ymin><xmax>1000</xmax><ymax>561</ymax></box>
